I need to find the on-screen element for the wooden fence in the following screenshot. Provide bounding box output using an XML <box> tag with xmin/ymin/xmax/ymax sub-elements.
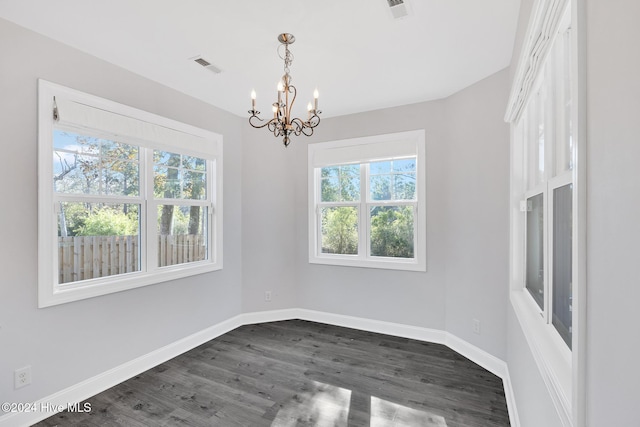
<box><xmin>58</xmin><ymin>234</ymin><xmax>206</xmax><ymax>284</ymax></box>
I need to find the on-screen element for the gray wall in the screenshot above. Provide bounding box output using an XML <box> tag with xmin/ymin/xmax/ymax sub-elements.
<box><xmin>287</xmin><ymin>69</ymin><xmax>511</xmax><ymax>359</ymax></box>
<box><xmin>293</xmin><ymin>100</ymin><xmax>450</xmax><ymax>331</ymax></box>
<box><xmin>585</xmin><ymin>0</ymin><xmax>640</xmax><ymax>425</ymax></box>
<box><xmin>241</xmin><ymin>125</ymin><xmax>299</xmax><ymax>312</ymax></box>
<box><xmin>0</xmin><ymin>18</ymin><xmax>244</xmax><ymax>406</ymax></box>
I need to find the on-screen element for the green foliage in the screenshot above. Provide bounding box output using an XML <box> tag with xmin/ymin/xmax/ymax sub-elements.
<box><xmin>76</xmin><ymin>208</ymin><xmax>138</xmax><ymax>236</ymax></box>
<box><xmin>319</xmin><ymin>159</ymin><xmax>416</xmax><ymax>258</ymax></box>
<box><xmin>370</xmin><ymin>206</ymin><xmax>414</xmax><ymax>258</ymax></box>
<box><xmin>157</xmin><ymin>205</ymin><xmax>192</xmax><ymax>235</ymax></box>
<box><xmin>320</xmin><ymin>165</ymin><xmax>360</xmax><ymax>202</ymax></box>
<box><xmin>58</xmin><ymin>202</ymin><xmax>89</xmax><ymax>236</ymax></box>
<box><xmin>321</xmin><ymin>207</ymin><xmax>358</xmax><ymax>255</ymax></box>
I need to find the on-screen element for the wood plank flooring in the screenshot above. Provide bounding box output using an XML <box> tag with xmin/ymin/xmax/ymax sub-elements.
<box><xmin>34</xmin><ymin>320</ymin><xmax>510</xmax><ymax>426</ymax></box>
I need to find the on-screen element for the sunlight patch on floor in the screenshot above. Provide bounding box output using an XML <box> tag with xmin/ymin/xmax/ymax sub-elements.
<box><xmin>272</xmin><ymin>381</ymin><xmax>351</xmax><ymax>426</ymax></box>
<box><xmin>371</xmin><ymin>396</ymin><xmax>448</xmax><ymax>427</ymax></box>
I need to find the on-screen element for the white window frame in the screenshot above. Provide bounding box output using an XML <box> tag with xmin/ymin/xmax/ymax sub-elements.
<box><xmin>308</xmin><ymin>130</ymin><xmax>426</xmax><ymax>271</ymax></box>
<box><xmin>505</xmin><ymin>0</ymin><xmax>586</xmax><ymax>425</ymax></box>
<box><xmin>38</xmin><ymin>80</ymin><xmax>223</xmax><ymax>307</ymax></box>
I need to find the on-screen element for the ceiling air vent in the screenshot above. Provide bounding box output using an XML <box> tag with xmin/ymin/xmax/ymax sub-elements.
<box><xmin>191</xmin><ymin>56</ymin><xmax>222</xmax><ymax>74</ymax></box>
<box><xmin>386</xmin><ymin>0</ymin><xmax>410</xmax><ymax>19</ymax></box>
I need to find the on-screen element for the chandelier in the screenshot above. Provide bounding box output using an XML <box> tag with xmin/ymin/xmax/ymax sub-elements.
<box><xmin>248</xmin><ymin>33</ymin><xmax>321</xmax><ymax>147</ymax></box>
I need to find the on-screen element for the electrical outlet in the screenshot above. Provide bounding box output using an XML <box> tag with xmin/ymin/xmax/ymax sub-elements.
<box><xmin>265</xmin><ymin>291</ymin><xmax>272</xmax><ymax>302</ymax></box>
<box><xmin>472</xmin><ymin>319</ymin><xmax>481</xmax><ymax>335</ymax></box>
<box><xmin>14</xmin><ymin>366</ymin><xmax>31</xmax><ymax>389</ymax></box>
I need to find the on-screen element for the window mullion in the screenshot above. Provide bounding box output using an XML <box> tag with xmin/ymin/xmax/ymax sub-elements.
<box><xmin>543</xmin><ymin>186</ymin><xmax>550</xmax><ymax>324</ymax></box>
<box><xmin>361</xmin><ymin>163</ymin><xmax>369</xmax><ymax>259</ymax></box>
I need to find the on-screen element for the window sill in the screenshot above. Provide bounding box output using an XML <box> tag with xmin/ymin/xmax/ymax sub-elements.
<box><xmin>510</xmin><ymin>288</ymin><xmax>572</xmax><ymax>425</ymax></box>
<box><xmin>38</xmin><ymin>262</ymin><xmax>222</xmax><ymax>308</ymax></box>
<box><xmin>309</xmin><ymin>255</ymin><xmax>425</xmax><ymax>272</ymax></box>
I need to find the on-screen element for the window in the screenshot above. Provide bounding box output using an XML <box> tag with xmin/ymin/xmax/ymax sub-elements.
<box><xmin>519</xmin><ymin>17</ymin><xmax>573</xmax><ymax>349</ymax></box>
<box><xmin>308</xmin><ymin>130</ymin><xmax>426</xmax><ymax>271</ymax></box>
<box><xmin>505</xmin><ymin>1</ymin><xmax>580</xmax><ymax>423</ymax></box>
<box><xmin>38</xmin><ymin>80</ymin><xmax>223</xmax><ymax>307</ymax></box>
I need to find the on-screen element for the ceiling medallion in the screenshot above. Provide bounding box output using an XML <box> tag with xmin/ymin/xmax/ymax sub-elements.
<box><xmin>248</xmin><ymin>33</ymin><xmax>321</xmax><ymax>147</ymax></box>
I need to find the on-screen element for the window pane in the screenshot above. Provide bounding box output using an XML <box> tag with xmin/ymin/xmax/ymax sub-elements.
<box><xmin>57</xmin><ymin>202</ymin><xmax>140</xmax><ymax>284</ymax></box>
<box><xmin>320</xmin><ymin>207</ymin><xmax>358</xmax><ymax>255</ymax></box>
<box><xmin>54</xmin><ymin>153</ymin><xmax>100</xmax><ymax>194</ymax></box>
<box><xmin>183</xmin><ymin>170</ymin><xmax>207</xmax><ymax>200</ymax></box>
<box><xmin>553</xmin><ymin>184</ymin><xmax>573</xmax><ymax>348</ymax></box>
<box><xmin>526</xmin><ymin>193</ymin><xmax>544</xmax><ymax>310</ymax></box>
<box><xmin>556</xmin><ymin>29</ymin><xmax>574</xmax><ymax>175</ymax></box>
<box><xmin>53</xmin><ymin>130</ymin><xmax>140</xmax><ymax>196</ymax></box>
<box><xmin>154</xmin><ymin>166</ymin><xmax>181</xmax><ymax>198</ymax></box>
<box><xmin>526</xmin><ymin>94</ymin><xmax>545</xmax><ymax>190</ymax></box>
<box><xmin>392</xmin><ymin>158</ymin><xmax>416</xmax><ymax>173</ymax></box>
<box><xmin>370</xmin><ymin>175</ymin><xmax>392</xmax><ymax>200</ymax></box>
<box><xmin>155</xmin><ymin>150</ymin><xmax>181</xmax><ymax>167</ymax></box>
<box><xmin>321</xmin><ymin>166</ymin><xmax>339</xmax><ymax>178</ymax></box>
<box><xmin>370</xmin><ymin>206</ymin><xmax>415</xmax><ymax>258</ymax></box>
<box><xmin>153</xmin><ymin>151</ymin><xmax>208</xmax><ymax>200</ymax></box>
<box><xmin>340</xmin><ymin>165</ymin><xmax>360</xmax><ymax>201</ymax></box>
<box><xmin>321</xmin><ymin>177</ymin><xmax>340</xmax><ymax>202</ymax></box>
<box><xmin>370</xmin><ymin>158</ymin><xmax>416</xmax><ymax>201</ymax></box>
<box><xmin>157</xmin><ymin>205</ymin><xmax>208</xmax><ymax>267</ymax></box>
<box><xmin>100</xmin><ymin>139</ymin><xmax>139</xmax><ymax>160</ymax></box>
<box><xmin>182</xmin><ymin>155</ymin><xmax>206</xmax><ymax>171</ymax></box>
<box><xmin>53</xmin><ymin>130</ymin><xmax>99</xmax><ymax>154</ymax></box>
<box><xmin>370</xmin><ymin>161</ymin><xmax>391</xmax><ymax>175</ymax></box>
<box><xmin>101</xmin><ymin>158</ymin><xmax>139</xmax><ymax>196</ymax></box>
<box><xmin>320</xmin><ymin>165</ymin><xmax>360</xmax><ymax>202</ymax></box>
<box><xmin>393</xmin><ymin>174</ymin><xmax>416</xmax><ymax>200</ymax></box>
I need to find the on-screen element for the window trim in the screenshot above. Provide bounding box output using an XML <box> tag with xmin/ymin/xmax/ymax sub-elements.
<box><xmin>38</xmin><ymin>80</ymin><xmax>223</xmax><ymax>307</ymax></box>
<box><xmin>307</xmin><ymin>130</ymin><xmax>426</xmax><ymax>271</ymax></box>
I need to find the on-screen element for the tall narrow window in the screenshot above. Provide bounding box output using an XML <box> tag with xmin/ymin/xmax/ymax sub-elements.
<box><xmin>517</xmin><ymin>23</ymin><xmax>573</xmax><ymax>347</ymax></box>
<box><xmin>552</xmin><ymin>183</ymin><xmax>573</xmax><ymax>348</ymax></box>
<box><xmin>525</xmin><ymin>193</ymin><xmax>545</xmax><ymax>310</ymax></box>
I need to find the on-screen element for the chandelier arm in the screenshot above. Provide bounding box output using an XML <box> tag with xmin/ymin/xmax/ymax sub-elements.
<box><xmin>287</xmin><ymin>84</ymin><xmax>297</xmax><ymax>123</ymax></box>
<box><xmin>249</xmin><ymin>114</ymin><xmax>278</xmax><ymax>130</ymax></box>
<box><xmin>307</xmin><ymin>113</ymin><xmax>321</xmax><ymax>128</ymax></box>
<box><xmin>302</xmin><ymin>126</ymin><xmax>315</xmax><ymax>137</ymax></box>
<box><xmin>290</xmin><ymin>117</ymin><xmax>307</xmax><ymax>134</ymax></box>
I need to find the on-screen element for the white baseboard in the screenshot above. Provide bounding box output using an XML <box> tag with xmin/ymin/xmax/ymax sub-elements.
<box><xmin>0</xmin><ymin>308</ymin><xmax>519</xmax><ymax>427</ymax></box>
<box><xmin>502</xmin><ymin>365</ymin><xmax>521</xmax><ymax>427</ymax></box>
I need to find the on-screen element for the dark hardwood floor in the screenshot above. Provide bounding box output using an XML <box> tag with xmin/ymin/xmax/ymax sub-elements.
<box><xmin>35</xmin><ymin>320</ymin><xmax>510</xmax><ymax>426</ymax></box>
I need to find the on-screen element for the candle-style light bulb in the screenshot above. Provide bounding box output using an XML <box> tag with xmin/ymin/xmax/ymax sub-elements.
<box><xmin>251</xmin><ymin>90</ymin><xmax>256</xmax><ymax>111</ymax></box>
<box><xmin>307</xmin><ymin>102</ymin><xmax>313</xmax><ymax>119</ymax></box>
<box><xmin>277</xmin><ymin>81</ymin><xmax>283</xmax><ymax>104</ymax></box>
<box><xmin>272</xmin><ymin>105</ymin><xmax>278</xmax><ymax>118</ymax></box>
<box><xmin>313</xmin><ymin>88</ymin><xmax>319</xmax><ymax>111</ymax></box>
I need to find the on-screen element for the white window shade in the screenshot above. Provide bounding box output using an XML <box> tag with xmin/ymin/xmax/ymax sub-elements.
<box><xmin>310</xmin><ymin>132</ymin><xmax>420</xmax><ymax>167</ymax></box>
<box><xmin>504</xmin><ymin>0</ymin><xmax>569</xmax><ymax>123</ymax></box>
<box><xmin>54</xmin><ymin>97</ymin><xmax>218</xmax><ymax>157</ymax></box>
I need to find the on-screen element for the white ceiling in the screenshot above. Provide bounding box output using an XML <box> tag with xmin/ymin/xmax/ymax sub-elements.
<box><xmin>0</xmin><ymin>0</ymin><xmax>520</xmax><ymax>118</ymax></box>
